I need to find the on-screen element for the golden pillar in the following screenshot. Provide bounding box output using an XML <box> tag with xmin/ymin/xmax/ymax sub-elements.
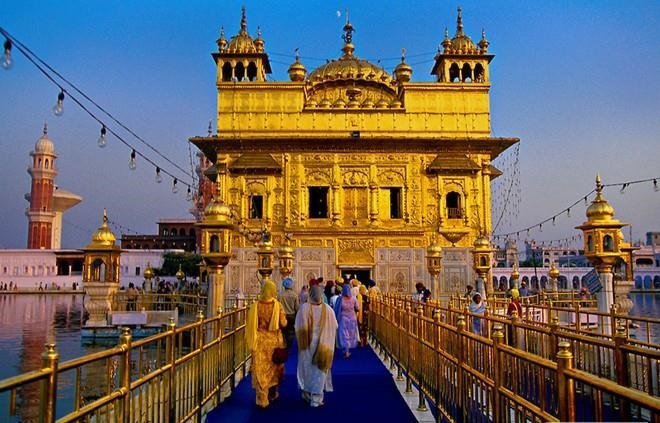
<box><xmin>82</xmin><ymin>209</ymin><xmax>121</xmax><ymax>327</ymax></box>
<box><xmin>472</xmin><ymin>234</ymin><xmax>494</xmax><ymax>298</ymax></box>
<box><xmin>425</xmin><ymin>237</ymin><xmax>442</xmax><ymax>296</ymax></box>
<box><xmin>576</xmin><ymin>174</ymin><xmax>627</xmax><ymax>335</ymax></box>
<box><xmin>197</xmin><ymin>191</ymin><xmax>233</xmax><ymax>316</ymax></box>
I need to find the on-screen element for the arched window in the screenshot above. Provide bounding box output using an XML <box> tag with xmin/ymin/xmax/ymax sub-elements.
<box><xmin>474</xmin><ymin>63</ymin><xmax>485</xmax><ymax>82</ymax></box>
<box><xmin>179</xmin><ymin>228</ymin><xmax>186</xmax><ymax>236</ymax></box>
<box><xmin>603</xmin><ymin>235</ymin><xmax>614</xmax><ymax>252</ymax></box>
<box><xmin>235</xmin><ymin>62</ymin><xmax>245</xmax><ymax>81</ymax></box>
<box><xmin>522</xmin><ymin>276</ymin><xmax>529</xmax><ymax>284</ymax></box>
<box><xmin>587</xmin><ymin>235</ymin><xmax>593</xmax><ymax>252</ymax></box>
<box><xmin>449</xmin><ymin>63</ymin><xmax>460</xmax><ymax>82</ymax></box>
<box><xmin>162</xmin><ymin>228</ymin><xmax>169</xmax><ymax>236</ymax></box>
<box><xmin>222</xmin><ymin>62</ymin><xmax>232</xmax><ymax>82</ymax></box>
<box><xmin>91</xmin><ymin>258</ymin><xmax>106</xmax><ymax>282</ymax></box>
<box><xmin>531</xmin><ymin>276</ymin><xmax>539</xmax><ymax>290</ymax></box>
<box><xmin>446</xmin><ymin>191</ymin><xmax>462</xmax><ymax>219</ymax></box>
<box><xmin>461</xmin><ymin>63</ymin><xmax>472</xmax><ymax>82</ymax></box>
<box><xmin>540</xmin><ymin>276</ymin><xmax>548</xmax><ymax>289</ymax></box>
<box><xmin>247</xmin><ymin>62</ymin><xmax>257</xmax><ymax>81</ymax></box>
<box><xmin>45</xmin><ymin>159</ymin><xmax>49</xmax><ymax>169</ymax></box>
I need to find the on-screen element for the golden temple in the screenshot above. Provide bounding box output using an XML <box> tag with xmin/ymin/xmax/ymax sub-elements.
<box><xmin>191</xmin><ymin>7</ymin><xmax>519</xmax><ymax>296</ymax></box>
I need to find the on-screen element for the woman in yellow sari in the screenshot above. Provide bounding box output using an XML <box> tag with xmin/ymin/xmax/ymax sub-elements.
<box><xmin>246</xmin><ymin>280</ymin><xmax>287</xmax><ymax>408</ymax></box>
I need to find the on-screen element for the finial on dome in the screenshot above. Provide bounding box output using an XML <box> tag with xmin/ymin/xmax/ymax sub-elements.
<box><xmin>103</xmin><ymin>208</ymin><xmax>108</xmax><ymax>224</ymax></box>
<box><xmin>401</xmin><ymin>48</ymin><xmax>406</xmax><ymax>62</ymax></box>
<box><xmin>240</xmin><ymin>6</ymin><xmax>247</xmax><ymax>34</ymax></box>
<box><xmin>478</xmin><ymin>28</ymin><xmax>489</xmax><ymax>53</ymax></box>
<box><xmin>43</xmin><ymin>122</ymin><xmax>48</xmax><ymax>135</ymax></box>
<box><xmin>596</xmin><ymin>173</ymin><xmax>603</xmax><ymax>193</ymax></box>
<box><xmin>217</xmin><ymin>26</ymin><xmax>227</xmax><ymax>51</ymax></box>
<box><xmin>207</xmin><ymin>120</ymin><xmax>212</xmax><ymax>136</ymax></box>
<box><xmin>456</xmin><ymin>6</ymin><xmax>464</xmax><ymax>35</ymax></box>
<box><xmin>341</xmin><ymin>15</ymin><xmax>355</xmax><ymax>57</ymax></box>
<box><xmin>294</xmin><ymin>47</ymin><xmax>300</xmax><ymax>62</ymax></box>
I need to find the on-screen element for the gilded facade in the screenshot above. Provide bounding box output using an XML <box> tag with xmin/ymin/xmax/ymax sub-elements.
<box><xmin>191</xmin><ymin>7</ymin><xmax>518</xmax><ymax>296</ymax></box>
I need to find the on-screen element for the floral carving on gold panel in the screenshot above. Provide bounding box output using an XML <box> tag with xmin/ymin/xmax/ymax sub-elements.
<box><xmin>377</xmin><ymin>168</ymin><xmax>405</xmax><ymax>185</ymax></box>
<box><xmin>338</xmin><ymin>238</ymin><xmax>374</xmax><ymax>264</ymax></box>
<box><xmin>305</xmin><ymin>169</ymin><xmax>331</xmax><ymax>185</ymax></box>
<box><xmin>342</xmin><ymin>170</ymin><xmax>369</xmax><ymax>186</ymax></box>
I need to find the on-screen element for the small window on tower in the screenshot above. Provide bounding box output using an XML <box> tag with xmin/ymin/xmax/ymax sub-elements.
<box><xmin>135</xmin><ymin>267</ymin><xmax>141</xmax><ymax>276</ymax></box>
<box><xmin>308</xmin><ymin>187</ymin><xmax>329</xmax><ymax>218</ymax></box>
<box><xmin>389</xmin><ymin>188</ymin><xmax>402</xmax><ymax>219</ymax></box>
<box><xmin>249</xmin><ymin>195</ymin><xmax>264</xmax><ymax>219</ymax></box>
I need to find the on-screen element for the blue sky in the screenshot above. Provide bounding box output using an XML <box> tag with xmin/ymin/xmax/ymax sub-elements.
<box><xmin>1</xmin><ymin>0</ymin><xmax>658</xmax><ymax>249</ymax></box>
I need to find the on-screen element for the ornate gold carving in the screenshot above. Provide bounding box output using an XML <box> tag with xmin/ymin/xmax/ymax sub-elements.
<box><xmin>300</xmin><ymin>250</ymin><xmax>322</xmax><ymax>262</ymax></box>
<box><xmin>305</xmin><ymin>169</ymin><xmax>331</xmax><ymax>185</ymax></box>
<box><xmin>342</xmin><ymin>170</ymin><xmax>369</xmax><ymax>186</ymax></box>
<box><xmin>338</xmin><ymin>238</ymin><xmax>374</xmax><ymax>264</ymax></box>
<box><xmin>377</xmin><ymin>168</ymin><xmax>405</xmax><ymax>185</ymax></box>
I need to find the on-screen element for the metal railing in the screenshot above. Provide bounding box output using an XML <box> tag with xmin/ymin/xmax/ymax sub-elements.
<box><xmin>0</xmin><ymin>305</ymin><xmax>249</xmax><ymax>422</ymax></box>
<box><xmin>111</xmin><ymin>292</ymin><xmax>207</xmax><ymax>318</ymax></box>
<box><xmin>370</xmin><ymin>294</ymin><xmax>660</xmax><ymax>422</ymax></box>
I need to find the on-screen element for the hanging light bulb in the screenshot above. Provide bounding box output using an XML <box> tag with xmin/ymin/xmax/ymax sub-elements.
<box><xmin>128</xmin><ymin>149</ymin><xmax>137</xmax><ymax>170</ymax></box>
<box><xmin>186</xmin><ymin>186</ymin><xmax>192</xmax><ymax>201</ymax></box>
<box><xmin>567</xmin><ymin>208</ymin><xmax>571</xmax><ymax>218</ymax></box>
<box><xmin>155</xmin><ymin>167</ymin><xmax>163</xmax><ymax>183</ymax></box>
<box><xmin>619</xmin><ymin>183</ymin><xmax>628</xmax><ymax>194</ymax></box>
<box><xmin>654</xmin><ymin>179</ymin><xmax>658</xmax><ymax>192</ymax></box>
<box><xmin>2</xmin><ymin>38</ymin><xmax>12</xmax><ymax>70</ymax></box>
<box><xmin>97</xmin><ymin>125</ymin><xmax>107</xmax><ymax>148</ymax></box>
<box><xmin>172</xmin><ymin>178</ymin><xmax>179</xmax><ymax>193</ymax></box>
<box><xmin>52</xmin><ymin>90</ymin><xmax>65</xmax><ymax>116</ymax></box>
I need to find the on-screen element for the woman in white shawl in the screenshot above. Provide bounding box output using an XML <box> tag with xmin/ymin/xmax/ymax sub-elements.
<box><xmin>295</xmin><ymin>285</ymin><xmax>338</xmax><ymax>407</ymax></box>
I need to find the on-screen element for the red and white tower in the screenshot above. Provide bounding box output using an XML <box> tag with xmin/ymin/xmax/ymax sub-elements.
<box><xmin>26</xmin><ymin>125</ymin><xmax>81</xmax><ymax>249</ymax></box>
<box><xmin>26</xmin><ymin>124</ymin><xmax>57</xmax><ymax>249</ymax></box>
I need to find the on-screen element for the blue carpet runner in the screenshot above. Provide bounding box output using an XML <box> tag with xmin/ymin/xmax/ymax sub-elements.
<box><xmin>207</xmin><ymin>342</ymin><xmax>417</xmax><ymax>422</ymax></box>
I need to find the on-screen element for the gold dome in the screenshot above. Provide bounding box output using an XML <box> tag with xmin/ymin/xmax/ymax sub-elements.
<box><xmin>143</xmin><ymin>264</ymin><xmax>154</xmax><ymax>280</ymax></box>
<box><xmin>288</xmin><ymin>49</ymin><xmax>306</xmax><ymax>82</ymax></box>
<box><xmin>175</xmin><ymin>264</ymin><xmax>185</xmax><ymax>281</ymax></box>
<box><xmin>473</xmin><ymin>234</ymin><xmax>490</xmax><ymax>250</ymax></box>
<box><xmin>305</xmin><ymin>19</ymin><xmax>397</xmax><ymax>108</ymax></box>
<box><xmin>226</xmin><ymin>7</ymin><xmax>257</xmax><ymax>54</ymax></box>
<box><xmin>549</xmin><ymin>262</ymin><xmax>560</xmax><ymax>279</ymax></box>
<box><xmin>393</xmin><ymin>50</ymin><xmax>412</xmax><ymax>83</ymax></box>
<box><xmin>87</xmin><ymin>209</ymin><xmax>117</xmax><ymax>248</ymax></box>
<box><xmin>442</xmin><ymin>7</ymin><xmax>479</xmax><ymax>55</ymax></box>
<box><xmin>216</xmin><ymin>27</ymin><xmax>227</xmax><ymax>52</ymax></box>
<box><xmin>204</xmin><ymin>198</ymin><xmax>232</xmax><ymax>223</ymax></box>
<box><xmin>510</xmin><ymin>264</ymin><xmax>520</xmax><ymax>280</ymax></box>
<box><xmin>586</xmin><ymin>174</ymin><xmax>615</xmax><ymax>222</ymax></box>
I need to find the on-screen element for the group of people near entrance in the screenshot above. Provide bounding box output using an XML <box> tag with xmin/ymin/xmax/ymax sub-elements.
<box><xmin>245</xmin><ymin>276</ymin><xmax>378</xmax><ymax>408</ymax></box>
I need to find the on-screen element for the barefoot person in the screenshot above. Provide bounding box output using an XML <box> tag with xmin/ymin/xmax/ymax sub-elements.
<box><xmin>296</xmin><ymin>285</ymin><xmax>338</xmax><ymax>407</ymax></box>
<box><xmin>246</xmin><ymin>280</ymin><xmax>287</xmax><ymax>408</ymax></box>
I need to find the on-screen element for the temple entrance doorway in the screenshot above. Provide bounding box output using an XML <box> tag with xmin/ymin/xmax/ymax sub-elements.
<box><xmin>341</xmin><ymin>269</ymin><xmax>371</xmax><ymax>284</ymax></box>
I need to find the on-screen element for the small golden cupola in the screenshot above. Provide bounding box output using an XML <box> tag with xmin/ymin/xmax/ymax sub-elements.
<box><xmin>393</xmin><ymin>48</ymin><xmax>412</xmax><ymax>83</ymax></box>
<box><xmin>288</xmin><ymin>48</ymin><xmax>306</xmax><ymax>82</ymax></box>
<box><xmin>305</xmin><ymin>18</ymin><xmax>400</xmax><ymax>109</ymax></box>
<box><xmin>213</xmin><ymin>7</ymin><xmax>272</xmax><ymax>83</ymax></box>
<box><xmin>86</xmin><ymin>209</ymin><xmax>117</xmax><ymax>249</ymax></box>
<box><xmin>431</xmin><ymin>7</ymin><xmax>493</xmax><ymax>83</ymax></box>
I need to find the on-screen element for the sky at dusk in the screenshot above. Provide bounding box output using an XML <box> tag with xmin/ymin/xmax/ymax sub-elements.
<box><xmin>1</xmin><ymin>0</ymin><xmax>658</xmax><ymax>250</ymax></box>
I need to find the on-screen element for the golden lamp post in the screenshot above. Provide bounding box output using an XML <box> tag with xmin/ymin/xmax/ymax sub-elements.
<box><xmin>143</xmin><ymin>263</ymin><xmax>154</xmax><ymax>292</ymax></box>
<box><xmin>548</xmin><ymin>261</ymin><xmax>560</xmax><ymax>293</ymax></box>
<box><xmin>175</xmin><ymin>264</ymin><xmax>186</xmax><ymax>288</ymax></box>
<box><xmin>425</xmin><ymin>236</ymin><xmax>442</xmax><ymax>296</ymax></box>
<box><xmin>473</xmin><ymin>233</ymin><xmax>494</xmax><ymax>298</ymax></box>
<box><xmin>256</xmin><ymin>229</ymin><xmax>275</xmax><ymax>283</ymax></box>
<box><xmin>278</xmin><ymin>236</ymin><xmax>295</xmax><ymax>279</ymax></box>
<box><xmin>510</xmin><ymin>263</ymin><xmax>520</xmax><ymax>290</ymax></box>
<box><xmin>196</xmin><ymin>194</ymin><xmax>233</xmax><ymax>316</ymax></box>
<box><xmin>576</xmin><ymin>174</ymin><xmax>626</xmax><ymax>335</ymax></box>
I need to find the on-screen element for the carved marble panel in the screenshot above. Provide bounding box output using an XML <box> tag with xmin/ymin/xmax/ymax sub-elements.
<box><xmin>338</xmin><ymin>239</ymin><xmax>374</xmax><ymax>265</ymax></box>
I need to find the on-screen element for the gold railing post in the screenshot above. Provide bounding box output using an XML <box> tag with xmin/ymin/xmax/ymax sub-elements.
<box><xmin>166</xmin><ymin>317</ymin><xmax>176</xmax><ymax>421</ymax></box>
<box><xmin>548</xmin><ymin>313</ymin><xmax>559</xmax><ymax>358</ymax></box>
<box><xmin>556</xmin><ymin>341</ymin><xmax>576</xmax><ymax>422</ymax></box>
<box><xmin>417</xmin><ymin>305</ymin><xmax>428</xmax><ymax>412</ymax></box>
<box><xmin>609</xmin><ymin>303</ymin><xmax>618</xmax><ymax>338</ymax></box>
<box><xmin>455</xmin><ymin>314</ymin><xmax>466</xmax><ymax>421</ymax></box>
<box><xmin>491</xmin><ymin>324</ymin><xmax>504</xmax><ymax>423</ymax></box>
<box><xmin>195</xmin><ymin>310</ymin><xmax>205</xmax><ymax>423</ymax></box>
<box><xmin>613</xmin><ymin>323</ymin><xmax>631</xmax><ymax>420</ymax></box>
<box><xmin>396</xmin><ymin>300</ymin><xmax>405</xmax><ymax>382</ymax></box>
<box><xmin>509</xmin><ymin>310</ymin><xmax>519</xmax><ymax>348</ymax></box>
<box><xmin>574</xmin><ymin>303</ymin><xmax>581</xmax><ymax>332</ymax></box>
<box><xmin>118</xmin><ymin>327</ymin><xmax>132</xmax><ymax>423</ymax></box>
<box><xmin>38</xmin><ymin>343</ymin><xmax>58</xmax><ymax>423</ymax></box>
<box><xmin>405</xmin><ymin>302</ymin><xmax>413</xmax><ymax>394</ymax></box>
<box><xmin>432</xmin><ymin>308</ymin><xmax>442</xmax><ymax>421</ymax></box>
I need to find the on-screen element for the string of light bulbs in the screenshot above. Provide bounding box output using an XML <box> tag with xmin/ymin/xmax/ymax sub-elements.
<box><xmin>493</xmin><ymin>176</ymin><xmax>660</xmax><ymax>239</ymax></box>
<box><xmin>1</xmin><ymin>27</ymin><xmax>195</xmax><ymax>200</ymax></box>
